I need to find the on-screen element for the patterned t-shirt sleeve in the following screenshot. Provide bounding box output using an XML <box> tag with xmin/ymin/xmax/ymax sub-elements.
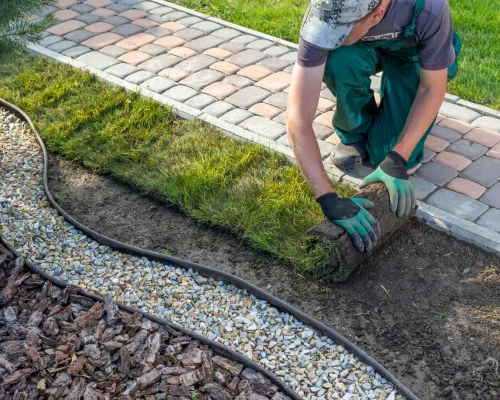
<box><xmin>416</xmin><ymin>1</ymin><xmax>455</xmax><ymax>70</ymax></box>
<box><xmin>297</xmin><ymin>38</ymin><xmax>329</xmax><ymax>67</ymax></box>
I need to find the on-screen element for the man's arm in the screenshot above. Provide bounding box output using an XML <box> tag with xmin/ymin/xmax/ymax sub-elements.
<box><xmin>360</xmin><ymin>68</ymin><xmax>448</xmax><ymax>216</ymax></box>
<box><xmin>286</xmin><ymin>62</ymin><xmax>332</xmax><ymax>197</ymax></box>
<box><xmin>287</xmin><ymin>63</ymin><xmax>381</xmax><ymax>253</ymax></box>
<box><xmin>392</xmin><ymin>68</ymin><xmax>448</xmax><ymax>160</ymax></box>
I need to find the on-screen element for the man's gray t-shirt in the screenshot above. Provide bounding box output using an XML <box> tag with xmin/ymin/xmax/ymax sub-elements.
<box><xmin>297</xmin><ymin>0</ymin><xmax>455</xmax><ymax>70</ymax></box>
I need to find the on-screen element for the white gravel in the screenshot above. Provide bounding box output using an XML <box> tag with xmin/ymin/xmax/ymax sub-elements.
<box><xmin>0</xmin><ymin>107</ymin><xmax>403</xmax><ymax>400</ymax></box>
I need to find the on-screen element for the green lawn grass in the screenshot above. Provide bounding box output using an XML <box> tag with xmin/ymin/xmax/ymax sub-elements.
<box><xmin>171</xmin><ymin>0</ymin><xmax>500</xmax><ymax>110</ymax></box>
<box><xmin>0</xmin><ymin>54</ymin><xmax>356</xmax><ymax>279</ymax></box>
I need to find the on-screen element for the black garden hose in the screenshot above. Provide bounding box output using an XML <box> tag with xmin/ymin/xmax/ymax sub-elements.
<box><xmin>0</xmin><ymin>97</ymin><xmax>421</xmax><ymax>400</ymax></box>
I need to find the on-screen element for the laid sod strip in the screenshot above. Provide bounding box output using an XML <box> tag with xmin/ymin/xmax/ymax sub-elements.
<box><xmin>171</xmin><ymin>0</ymin><xmax>500</xmax><ymax>110</ymax></box>
<box><xmin>0</xmin><ymin>54</ymin><xmax>355</xmax><ymax>278</ymax></box>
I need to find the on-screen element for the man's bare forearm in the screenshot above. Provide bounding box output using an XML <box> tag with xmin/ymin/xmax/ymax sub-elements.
<box><xmin>287</xmin><ymin>122</ymin><xmax>334</xmax><ymax>198</ymax></box>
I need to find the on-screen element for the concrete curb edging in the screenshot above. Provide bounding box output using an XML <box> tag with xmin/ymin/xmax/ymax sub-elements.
<box><xmin>26</xmin><ymin>39</ymin><xmax>500</xmax><ymax>260</ymax></box>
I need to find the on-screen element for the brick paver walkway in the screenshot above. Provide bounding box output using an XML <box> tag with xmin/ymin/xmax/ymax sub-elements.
<box><xmin>32</xmin><ymin>0</ymin><xmax>500</xmax><ymax>238</ymax></box>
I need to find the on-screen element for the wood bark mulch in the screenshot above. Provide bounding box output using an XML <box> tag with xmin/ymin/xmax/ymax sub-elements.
<box><xmin>0</xmin><ymin>239</ymin><xmax>290</xmax><ymax>400</ymax></box>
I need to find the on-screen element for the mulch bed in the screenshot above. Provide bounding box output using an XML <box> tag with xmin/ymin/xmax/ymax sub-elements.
<box><xmin>0</xmin><ymin>240</ymin><xmax>290</xmax><ymax>400</ymax></box>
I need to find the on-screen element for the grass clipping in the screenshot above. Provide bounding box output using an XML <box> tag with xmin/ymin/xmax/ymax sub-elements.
<box><xmin>0</xmin><ymin>55</ymin><xmax>354</xmax><ymax>279</ymax></box>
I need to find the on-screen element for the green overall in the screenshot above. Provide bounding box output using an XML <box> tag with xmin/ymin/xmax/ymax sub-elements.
<box><xmin>323</xmin><ymin>0</ymin><xmax>462</xmax><ymax>169</ymax></box>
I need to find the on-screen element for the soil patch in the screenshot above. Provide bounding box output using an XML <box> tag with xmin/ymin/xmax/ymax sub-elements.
<box><xmin>48</xmin><ymin>154</ymin><xmax>500</xmax><ymax>400</ymax></box>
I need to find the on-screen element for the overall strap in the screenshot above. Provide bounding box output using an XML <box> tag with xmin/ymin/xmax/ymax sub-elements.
<box><xmin>404</xmin><ymin>0</ymin><xmax>425</xmax><ymax>37</ymax></box>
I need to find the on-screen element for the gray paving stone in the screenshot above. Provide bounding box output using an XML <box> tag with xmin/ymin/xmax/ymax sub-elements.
<box><xmin>320</xmin><ymin>88</ymin><xmax>336</xmax><ymax>102</ymax></box>
<box><xmin>163</xmin><ymin>85</ymin><xmax>198</xmax><ymax>102</ymax></box>
<box><xmin>212</xmin><ymin>28</ymin><xmax>242</xmax><ymax>41</ymax></box>
<box><xmin>476</xmin><ymin>208</ymin><xmax>500</xmax><ymax>232</ymax></box>
<box><xmin>264</xmin><ymin>92</ymin><xmax>288</xmax><ymax>110</ymax></box>
<box><xmin>258</xmin><ymin>57</ymin><xmax>291</xmax><ymax>72</ymax></box>
<box><xmin>444</xmin><ymin>93</ymin><xmax>460</xmax><ymax>103</ymax></box>
<box><xmin>100</xmin><ymin>44</ymin><xmax>127</xmax><ymax>57</ymax></box>
<box><xmin>119</xmin><ymin>0</ymin><xmax>142</xmax><ymax>5</ymax></box>
<box><xmin>427</xmin><ymin>189</ymin><xmax>488</xmax><ymax>222</ymax></box>
<box><xmin>279</xmin><ymin>51</ymin><xmax>298</xmax><ymax>63</ymax></box>
<box><xmin>422</xmin><ymin>148</ymin><xmax>436</xmax><ymax>163</ymax></box>
<box><xmin>146</xmin><ymin>15</ymin><xmax>165</xmax><ymax>24</ymax></box>
<box><xmin>317</xmin><ymin>140</ymin><xmax>335</xmax><ymax>159</ymax></box>
<box><xmin>174</xmin><ymin>28</ymin><xmax>205</xmax><ymax>41</ymax></box>
<box><xmin>176</xmin><ymin>54</ymin><xmax>218</xmax><ymax>74</ymax></box>
<box><xmin>430</xmin><ymin>126</ymin><xmax>462</xmax><ymax>143</ymax></box>
<box><xmin>277</xmin><ymin>134</ymin><xmax>291</xmax><ymax>147</ymax></box>
<box><xmin>162</xmin><ymin>11</ymin><xmax>189</xmax><ymax>22</ymax></box>
<box><xmin>447</xmin><ymin>139</ymin><xmax>488</xmax><ymax>160</ymax></box>
<box><xmin>139</xmin><ymin>43</ymin><xmax>168</xmax><ymax>56</ymax></box>
<box><xmin>414</xmin><ymin>162</ymin><xmax>458</xmax><ymax>186</ymax></box>
<box><xmin>76</xmin><ymin>51</ymin><xmax>119</xmax><ymax>70</ymax></box>
<box><xmin>273</xmin><ymin>111</ymin><xmax>286</xmax><ymax>125</ymax></box>
<box><xmin>40</xmin><ymin>31</ymin><xmax>50</xmax><ymax>38</ymax></box>
<box><xmin>47</xmin><ymin>40</ymin><xmax>77</xmax><ymax>52</ymax></box>
<box><xmin>202</xmin><ymin>101</ymin><xmax>235</xmax><ymax>118</ymax></box>
<box><xmin>283</xmin><ymin>65</ymin><xmax>294</xmax><ymax>74</ymax></box>
<box><xmin>480</xmin><ymin>182</ymin><xmax>500</xmax><ymax>208</ymax></box>
<box><xmin>64</xmin><ymin>29</ymin><xmax>95</xmax><ymax>44</ymax></box>
<box><xmin>185</xmin><ymin>94</ymin><xmax>216</xmax><ymax>110</ymax></box>
<box><xmin>149</xmin><ymin>6</ymin><xmax>174</xmax><ymax>16</ymax></box>
<box><xmin>439</xmin><ymin>102</ymin><xmax>481</xmax><ymax>123</ymax></box>
<box><xmin>140</xmin><ymin>76</ymin><xmax>176</xmax><ymax>93</ymax></box>
<box><xmin>176</xmin><ymin>16</ymin><xmax>203</xmax><ymax>27</ymax></box>
<box><xmin>112</xmin><ymin>23</ymin><xmax>144</xmax><ymax>37</ymax></box>
<box><xmin>39</xmin><ymin>5</ymin><xmax>59</xmax><ymax>17</ymax></box>
<box><xmin>145</xmin><ymin>27</ymin><xmax>172</xmax><ymax>38</ymax></box>
<box><xmin>62</xmin><ymin>45</ymin><xmax>91</xmax><ymax>58</ymax></box>
<box><xmin>312</xmin><ymin>123</ymin><xmax>333</xmax><ymax>140</ymax></box>
<box><xmin>132</xmin><ymin>1</ymin><xmax>160</xmax><ymax>11</ymax></box>
<box><xmin>247</xmin><ymin>39</ymin><xmax>274</xmax><ymax>51</ymax></box>
<box><xmin>370</xmin><ymin>76</ymin><xmax>381</xmax><ymax>92</ymax></box>
<box><xmin>240</xmin><ymin>116</ymin><xmax>286</xmax><ymax>140</ymax></box>
<box><xmin>221</xmin><ymin>109</ymin><xmax>253</xmax><ymax>125</ymax></box>
<box><xmin>460</xmin><ymin>156</ymin><xmax>500</xmax><ymax>187</ymax></box>
<box><xmin>191</xmin><ymin>21</ymin><xmax>223</xmax><ymax>34</ymax></box>
<box><xmin>139</xmin><ymin>54</ymin><xmax>182</xmax><ymax>73</ymax></box>
<box><xmin>185</xmin><ymin>36</ymin><xmax>225</xmax><ymax>53</ymax></box>
<box><xmin>264</xmin><ymin>46</ymin><xmax>291</xmax><ymax>58</ymax></box>
<box><xmin>219</xmin><ymin>42</ymin><xmax>246</xmax><ymax>53</ymax></box>
<box><xmin>39</xmin><ymin>35</ymin><xmax>63</xmax><ymax>47</ymax></box>
<box><xmin>473</xmin><ymin>116</ymin><xmax>500</xmax><ymax>133</ymax></box>
<box><xmin>75</xmin><ymin>13</ymin><xmax>102</xmax><ymax>24</ymax></box>
<box><xmin>225</xmin><ymin>86</ymin><xmax>271</xmax><ymax>110</ymax></box>
<box><xmin>104</xmin><ymin>62</ymin><xmax>139</xmax><ymax>78</ymax></box>
<box><xmin>231</xmin><ymin>34</ymin><xmax>258</xmax><ymax>45</ymax></box>
<box><xmin>124</xmin><ymin>70</ymin><xmax>155</xmax><ymax>84</ymax></box>
<box><xmin>226</xmin><ymin>49</ymin><xmax>268</xmax><ymax>68</ymax></box>
<box><xmin>223</xmin><ymin>75</ymin><xmax>253</xmax><ymax>89</ymax></box>
<box><xmin>103</xmin><ymin>16</ymin><xmax>131</xmax><ymax>27</ymax></box>
<box><xmin>409</xmin><ymin>176</ymin><xmax>437</xmax><ymax>200</ymax></box>
<box><xmin>179</xmin><ymin>69</ymin><xmax>225</xmax><ymax>90</ymax></box>
<box><xmin>70</xmin><ymin>4</ymin><xmax>94</xmax><ymax>13</ymax></box>
<box><xmin>106</xmin><ymin>4</ymin><xmax>130</xmax><ymax>13</ymax></box>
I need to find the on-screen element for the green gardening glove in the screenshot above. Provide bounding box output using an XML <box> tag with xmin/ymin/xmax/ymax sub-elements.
<box><xmin>360</xmin><ymin>151</ymin><xmax>417</xmax><ymax>217</ymax></box>
<box><xmin>317</xmin><ymin>192</ymin><xmax>381</xmax><ymax>252</ymax></box>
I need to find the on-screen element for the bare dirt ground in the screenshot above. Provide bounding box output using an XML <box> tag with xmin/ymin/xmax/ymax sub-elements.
<box><xmin>48</xmin><ymin>154</ymin><xmax>500</xmax><ymax>400</ymax></box>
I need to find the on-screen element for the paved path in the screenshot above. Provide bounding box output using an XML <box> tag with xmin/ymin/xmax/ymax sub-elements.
<box><xmin>31</xmin><ymin>0</ymin><xmax>500</xmax><ymax>251</ymax></box>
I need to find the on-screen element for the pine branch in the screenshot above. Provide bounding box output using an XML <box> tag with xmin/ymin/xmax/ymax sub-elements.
<box><xmin>0</xmin><ymin>0</ymin><xmax>57</xmax><ymax>25</ymax></box>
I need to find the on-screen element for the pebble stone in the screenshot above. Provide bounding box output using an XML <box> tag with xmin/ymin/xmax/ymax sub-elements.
<box><xmin>0</xmin><ymin>107</ymin><xmax>403</xmax><ymax>400</ymax></box>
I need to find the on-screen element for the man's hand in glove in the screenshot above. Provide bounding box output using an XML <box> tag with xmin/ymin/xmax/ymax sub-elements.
<box><xmin>360</xmin><ymin>151</ymin><xmax>417</xmax><ymax>217</ymax></box>
<box><xmin>317</xmin><ymin>193</ymin><xmax>381</xmax><ymax>252</ymax></box>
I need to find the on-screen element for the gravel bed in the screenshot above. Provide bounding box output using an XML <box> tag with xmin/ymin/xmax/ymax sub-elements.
<box><xmin>0</xmin><ymin>106</ymin><xmax>401</xmax><ymax>400</ymax></box>
<box><xmin>0</xmin><ymin>241</ymin><xmax>291</xmax><ymax>400</ymax></box>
